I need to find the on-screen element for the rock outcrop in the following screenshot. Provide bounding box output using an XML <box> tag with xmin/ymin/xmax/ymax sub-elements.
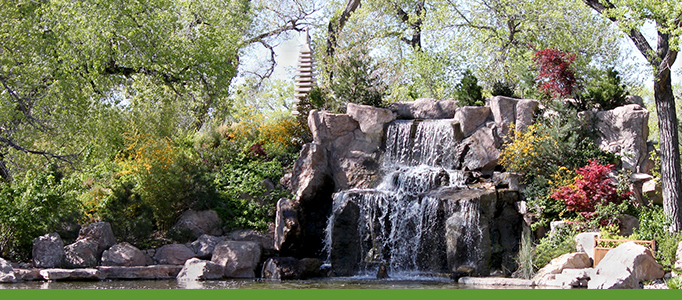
<box><xmin>188</xmin><ymin>234</ymin><xmax>224</xmax><ymax>259</ymax></box>
<box><xmin>211</xmin><ymin>241</ymin><xmax>262</xmax><ymax>278</ymax></box>
<box><xmin>32</xmin><ymin>233</ymin><xmax>65</xmax><ymax>268</ymax></box>
<box><xmin>591</xmin><ymin>104</ymin><xmax>650</xmax><ymax>173</ymax></box>
<box><xmin>176</xmin><ymin>258</ymin><xmax>224</xmax><ymax>281</ymax></box>
<box><xmin>389</xmin><ymin>98</ymin><xmax>457</xmax><ymax>119</ymax></box>
<box><xmin>101</xmin><ymin>242</ymin><xmax>147</xmax><ymax>267</ymax></box>
<box><xmin>64</xmin><ymin>238</ymin><xmax>99</xmax><ymax>268</ymax></box>
<box><xmin>76</xmin><ymin>222</ymin><xmax>116</xmax><ymax>258</ymax></box>
<box><xmin>533</xmin><ymin>252</ymin><xmax>592</xmax><ymax>287</ymax></box>
<box><xmin>153</xmin><ymin>244</ymin><xmax>196</xmax><ymax>265</ymax></box>
<box><xmin>589</xmin><ymin>242</ymin><xmax>664</xmax><ymax>289</ymax></box>
<box><xmin>0</xmin><ymin>257</ymin><xmax>16</xmax><ymax>283</ymax></box>
<box><xmin>172</xmin><ymin>210</ymin><xmax>223</xmax><ymax>240</ymax></box>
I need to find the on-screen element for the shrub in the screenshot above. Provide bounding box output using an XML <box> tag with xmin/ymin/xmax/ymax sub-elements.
<box><xmin>533</xmin><ymin>48</ymin><xmax>578</xmax><ymax>99</ymax></box>
<box><xmin>98</xmin><ymin>181</ymin><xmax>155</xmax><ymax>248</ymax></box>
<box><xmin>631</xmin><ymin>205</ymin><xmax>682</xmax><ymax>271</ymax></box>
<box><xmin>577</xmin><ymin>67</ymin><xmax>628</xmax><ymax>110</ymax></box>
<box><xmin>0</xmin><ymin>168</ymin><xmax>84</xmax><ymax>261</ymax></box>
<box><xmin>533</xmin><ymin>224</ymin><xmax>577</xmax><ymax>271</ymax></box>
<box><xmin>551</xmin><ymin>160</ymin><xmax>631</xmax><ymax>221</ymax></box>
<box><xmin>455</xmin><ymin>69</ymin><xmax>484</xmax><ymax>106</ymax></box>
<box><xmin>330</xmin><ymin>48</ymin><xmax>387</xmax><ymax>108</ymax></box>
<box><xmin>491</xmin><ymin>81</ymin><xmax>515</xmax><ymax>97</ymax></box>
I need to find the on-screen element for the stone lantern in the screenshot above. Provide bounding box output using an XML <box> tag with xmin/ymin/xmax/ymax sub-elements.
<box><xmin>293</xmin><ymin>28</ymin><xmax>314</xmax><ymax>115</ymax></box>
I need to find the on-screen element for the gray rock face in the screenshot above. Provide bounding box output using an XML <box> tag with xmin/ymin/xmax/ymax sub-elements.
<box><xmin>98</xmin><ymin>265</ymin><xmax>183</xmax><ymax>279</ymax></box>
<box><xmin>39</xmin><ymin>268</ymin><xmax>104</xmax><ymax>281</ymax></box>
<box><xmin>389</xmin><ymin>98</ymin><xmax>457</xmax><ymax>119</ymax></box>
<box><xmin>274</xmin><ymin>198</ymin><xmax>300</xmax><ymax>253</ymax></box>
<box><xmin>489</xmin><ymin>96</ymin><xmax>539</xmax><ymax>139</ymax></box>
<box><xmin>153</xmin><ymin>244</ymin><xmax>196</xmax><ymax>265</ymax></box>
<box><xmin>226</xmin><ymin>229</ymin><xmax>275</xmax><ymax>251</ymax></box>
<box><xmin>13</xmin><ymin>268</ymin><xmax>42</xmax><ymax>281</ymax></box>
<box><xmin>0</xmin><ymin>257</ymin><xmax>16</xmax><ymax>283</ymax></box>
<box><xmin>575</xmin><ymin>232</ymin><xmax>600</xmax><ymax>261</ymax></box>
<box><xmin>77</xmin><ymin>222</ymin><xmax>116</xmax><ymax>257</ymax></box>
<box><xmin>64</xmin><ymin>238</ymin><xmax>99</xmax><ymax>268</ymax></box>
<box><xmin>589</xmin><ymin>242</ymin><xmax>664</xmax><ymax>289</ymax></box>
<box><xmin>459</xmin><ymin>123</ymin><xmax>501</xmax><ymax>172</ymax></box>
<box><xmin>188</xmin><ymin>235</ymin><xmax>224</xmax><ymax>259</ymax></box>
<box><xmin>347</xmin><ymin>102</ymin><xmax>396</xmax><ymax>135</ymax></box>
<box><xmin>172</xmin><ymin>210</ymin><xmax>223</xmax><ymax>240</ymax></box>
<box><xmin>211</xmin><ymin>241</ymin><xmax>262</xmax><ymax>278</ymax></box>
<box><xmin>618</xmin><ymin>214</ymin><xmax>640</xmax><ymax>237</ymax></box>
<box><xmin>454</xmin><ymin>106</ymin><xmax>492</xmax><ymax>137</ymax></box>
<box><xmin>593</xmin><ymin>104</ymin><xmax>649</xmax><ymax>173</ymax></box>
<box><xmin>32</xmin><ymin>232</ymin><xmax>65</xmax><ymax>268</ymax></box>
<box><xmin>308</xmin><ymin>110</ymin><xmax>359</xmax><ymax>146</ymax></box>
<box><xmin>291</xmin><ymin>143</ymin><xmax>332</xmax><ymax>203</ymax></box>
<box><xmin>176</xmin><ymin>258</ymin><xmax>224</xmax><ymax>281</ymax></box>
<box><xmin>261</xmin><ymin>257</ymin><xmax>305</xmax><ymax>280</ymax></box>
<box><xmin>101</xmin><ymin>242</ymin><xmax>147</xmax><ymax>267</ymax></box>
<box><xmin>533</xmin><ymin>252</ymin><xmax>592</xmax><ymax>286</ymax></box>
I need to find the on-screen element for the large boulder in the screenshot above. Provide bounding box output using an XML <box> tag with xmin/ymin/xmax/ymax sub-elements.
<box><xmin>0</xmin><ymin>257</ymin><xmax>16</xmax><ymax>283</ymax></box>
<box><xmin>226</xmin><ymin>229</ymin><xmax>275</xmax><ymax>251</ymax></box>
<box><xmin>176</xmin><ymin>258</ymin><xmax>224</xmax><ymax>281</ymax></box>
<box><xmin>172</xmin><ymin>209</ymin><xmax>223</xmax><ymax>240</ymax></box>
<box><xmin>533</xmin><ymin>252</ymin><xmax>592</xmax><ymax>286</ymax></box>
<box><xmin>274</xmin><ymin>198</ymin><xmax>300</xmax><ymax>254</ymax></box>
<box><xmin>575</xmin><ymin>232</ymin><xmax>599</xmax><ymax>261</ymax></box>
<box><xmin>592</xmin><ymin>104</ymin><xmax>649</xmax><ymax>173</ymax></box>
<box><xmin>454</xmin><ymin>106</ymin><xmax>492</xmax><ymax>137</ymax></box>
<box><xmin>63</xmin><ymin>238</ymin><xmax>99</xmax><ymax>268</ymax></box>
<box><xmin>261</xmin><ymin>257</ymin><xmax>305</xmax><ymax>280</ymax></box>
<box><xmin>489</xmin><ymin>96</ymin><xmax>539</xmax><ymax>139</ymax></box>
<box><xmin>589</xmin><ymin>242</ymin><xmax>664</xmax><ymax>289</ymax></box>
<box><xmin>77</xmin><ymin>222</ymin><xmax>116</xmax><ymax>257</ymax></box>
<box><xmin>458</xmin><ymin>122</ymin><xmax>501</xmax><ymax>172</ymax></box>
<box><xmin>153</xmin><ymin>244</ymin><xmax>196</xmax><ymax>265</ymax></box>
<box><xmin>101</xmin><ymin>242</ymin><xmax>147</xmax><ymax>267</ymax></box>
<box><xmin>308</xmin><ymin>110</ymin><xmax>359</xmax><ymax>146</ymax></box>
<box><xmin>347</xmin><ymin>102</ymin><xmax>396</xmax><ymax>135</ymax></box>
<box><xmin>389</xmin><ymin>98</ymin><xmax>457</xmax><ymax>119</ymax></box>
<box><xmin>188</xmin><ymin>234</ymin><xmax>224</xmax><ymax>259</ymax></box>
<box><xmin>32</xmin><ymin>232</ymin><xmax>65</xmax><ymax>268</ymax></box>
<box><xmin>291</xmin><ymin>143</ymin><xmax>332</xmax><ymax>203</ymax></box>
<box><xmin>211</xmin><ymin>241</ymin><xmax>262</xmax><ymax>278</ymax></box>
<box><xmin>98</xmin><ymin>265</ymin><xmax>183</xmax><ymax>280</ymax></box>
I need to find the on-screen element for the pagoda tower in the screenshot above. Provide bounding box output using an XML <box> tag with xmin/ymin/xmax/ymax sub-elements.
<box><xmin>293</xmin><ymin>28</ymin><xmax>314</xmax><ymax>115</ymax></box>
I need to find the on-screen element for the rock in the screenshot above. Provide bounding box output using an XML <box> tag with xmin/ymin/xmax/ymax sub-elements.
<box><xmin>13</xmin><ymin>268</ymin><xmax>42</xmax><ymax>281</ymax></box>
<box><xmin>642</xmin><ymin>179</ymin><xmax>662</xmax><ymax>205</ymax></box>
<box><xmin>261</xmin><ymin>257</ymin><xmax>305</xmax><ymax>280</ymax></box>
<box><xmin>32</xmin><ymin>232</ymin><xmax>65</xmax><ymax>268</ymax></box>
<box><xmin>176</xmin><ymin>258</ymin><xmax>224</xmax><ymax>281</ymax></box>
<box><xmin>459</xmin><ymin>122</ymin><xmax>500</xmax><ymax>172</ymax></box>
<box><xmin>575</xmin><ymin>232</ymin><xmax>600</xmax><ymax>261</ymax></box>
<box><xmin>533</xmin><ymin>252</ymin><xmax>592</xmax><ymax>286</ymax></box>
<box><xmin>492</xmin><ymin>172</ymin><xmax>522</xmax><ymax>191</ymax></box>
<box><xmin>77</xmin><ymin>222</ymin><xmax>116</xmax><ymax>257</ymax></box>
<box><xmin>39</xmin><ymin>268</ymin><xmax>104</xmax><ymax>281</ymax></box>
<box><xmin>172</xmin><ymin>209</ymin><xmax>223</xmax><ymax>240</ymax></box>
<box><xmin>458</xmin><ymin>277</ymin><xmax>535</xmax><ymax>287</ymax></box>
<box><xmin>211</xmin><ymin>241</ymin><xmax>262</xmax><ymax>278</ymax></box>
<box><xmin>625</xmin><ymin>95</ymin><xmax>645</xmax><ymax>107</ymax></box>
<box><xmin>593</xmin><ymin>104</ymin><xmax>649</xmax><ymax>173</ymax></box>
<box><xmin>454</xmin><ymin>106</ymin><xmax>491</xmax><ymax>137</ymax></box>
<box><xmin>489</xmin><ymin>96</ymin><xmax>539</xmax><ymax>138</ymax></box>
<box><xmin>299</xmin><ymin>258</ymin><xmax>323</xmax><ymax>278</ymax></box>
<box><xmin>188</xmin><ymin>235</ymin><xmax>224</xmax><ymax>259</ymax></box>
<box><xmin>101</xmin><ymin>242</ymin><xmax>147</xmax><ymax>267</ymax></box>
<box><xmin>280</xmin><ymin>173</ymin><xmax>293</xmax><ymax>192</ymax></box>
<box><xmin>274</xmin><ymin>198</ymin><xmax>300</xmax><ymax>255</ymax></box>
<box><xmin>441</xmin><ymin>187</ymin><xmax>497</xmax><ymax>276</ymax></box>
<box><xmin>589</xmin><ymin>242</ymin><xmax>664</xmax><ymax>289</ymax></box>
<box><xmin>376</xmin><ymin>264</ymin><xmax>389</xmax><ymax>279</ymax></box>
<box><xmin>291</xmin><ymin>143</ymin><xmax>332</xmax><ymax>203</ymax></box>
<box><xmin>56</xmin><ymin>222</ymin><xmax>81</xmax><ymax>245</ymax></box>
<box><xmin>226</xmin><ymin>229</ymin><xmax>275</xmax><ymax>251</ymax></box>
<box><xmin>153</xmin><ymin>244</ymin><xmax>196</xmax><ymax>265</ymax></box>
<box><xmin>308</xmin><ymin>110</ymin><xmax>359</xmax><ymax>146</ymax></box>
<box><xmin>98</xmin><ymin>265</ymin><xmax>183</xmax><ymax>279</ymax></box>
<box><xmin>618</xmin><ymin>214</ymin><xmax>640</xmax><ymax>236</ymax></box>
<box><xmin>347</xmin><ymin>102</ymin><xmax>396</xmax><ymax>134</ymax></box>
<box><xmin>63</xmin><ymin>238</ymin><xmax>99</xmax><ymax>268</ymax></box>
<box><xmin>389</xmin><ymin>98</ymin><xmax>457</xmax><ymax>119</ymax></box>
<box><xmin>552</xmin><ymin>268</ymin><xmax>593</xmax><ymax>288</ymax></box>
<box><xmin>0</xmin><ymin>257</ymin><xmax>16</xmax><ymax>283</ymax></box>
<box><xmin>515</xmin><ymin>99</ymin><xmax>540</xmax><ymax>132</ymax></box>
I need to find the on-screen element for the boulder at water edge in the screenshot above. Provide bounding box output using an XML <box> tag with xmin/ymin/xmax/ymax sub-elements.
<box><xmin>274</xmin><ymin>198</ymin><xmax>300</xmax><ymax>253</ymax></box>
<box><xmin>226</xmin><ymin>229</ymin><xmax>275</xmax><ymax>251</ymax></box>
<box><xmin>575</xmin><ymin>232</ymin><xmax>599</xmax><ymax>261</ymax></box>
<box><xmin>64</xmin><ymin>238</ymin><xmax>100</xmax><ymax>268</ymax></box>
<box><xmin>532</xmin><ymin>252</ymin><xmax>592</xmax><ymax>287</ymax></box>
<box><xmin>588</xmin><ymin>242</ymin><xmax>664</xmax><ymax>289</ymax></box>
<box><xmin>171</xmin><ymin>209</ymin><xmax>223</xmax><ymax>240</ymax></box>
<box><xmin>176</xmin><ymin>258</ymin><xmax>224</xmax><ymax>281</ymax></box>
<box><xmin>261</xmin><ymin>257</ymin><xmax>305</xmax><ymax>280</ymax></box>
<box><xmin>101</xmin><ymin>242</ymin><xmax>147</xmax><ymax>266</ymax></box>
<box><xmin>0</xmin><ymin>257</ymin><xmax>17</xmax><ymax>283</ymax></box>
<box><xmin>211</xmin><ymin>241</ymin><xmax>262</xmax><ymax>278</ymax></box>
<box><xmin>188</xmin><ymin>234</ymin><xmax>225</xmax><ymax>259</ymax></box>
<box><xmin>77</xmin><ymin>222</ymin><xmax>116</xmax><ymax>257</ymax></box>
<box><xmin>153</xmin><ymin>244</ymin><xmax>196</xmax><ymax>265</ymax></box>
<box><xmin>32</xmin><ymin>232</ymin><xmax>65</xmax><ymax>268</ymax></box>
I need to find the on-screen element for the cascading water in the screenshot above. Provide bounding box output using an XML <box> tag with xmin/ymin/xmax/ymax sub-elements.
<box><xmin>325</xmin><ymin>119</ymin><xmax>479</xmax><ymax>277</ymax></box>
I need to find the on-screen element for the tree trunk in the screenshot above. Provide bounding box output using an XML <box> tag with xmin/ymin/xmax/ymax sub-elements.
<box><xmin>654</xmin><ymin>70</ymin><xmax>682</xmax><ymax>231</ymax></box>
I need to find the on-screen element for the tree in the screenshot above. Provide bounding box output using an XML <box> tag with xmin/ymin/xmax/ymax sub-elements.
<box><xmin>583</xmin><ymin>0</ymin><xmax>682</xmax><ymax>231</ymax></box>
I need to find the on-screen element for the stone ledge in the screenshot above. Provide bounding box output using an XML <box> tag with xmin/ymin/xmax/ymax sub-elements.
<box><xmin>458</xmin><ymin>276</ymin><xmax>536</xmax><ymax>287</ymax></box>
<box><xmin>98</xmin><ymin>265</ymin><xmax>183</xmax><ymax>280</ymax></box>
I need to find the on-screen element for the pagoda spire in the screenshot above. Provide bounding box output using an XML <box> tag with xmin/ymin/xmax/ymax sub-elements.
<box><xmin>293</xmin><ymin>28</ymin><xmax>315</xmax><ymax>115</ymax></box>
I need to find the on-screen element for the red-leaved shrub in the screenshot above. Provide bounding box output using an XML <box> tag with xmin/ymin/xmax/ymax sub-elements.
<box><xmin>533</xmin><ymin>48</ymin><xmax>578</xmax><ymax>98</ymax></box>
<box><xmin>551</xmin><ymin>160</ymin><xmax>630</xmax><ymax>219</ymax></box>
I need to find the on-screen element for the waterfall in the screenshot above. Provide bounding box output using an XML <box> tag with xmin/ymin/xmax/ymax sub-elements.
<box><xmin>326</xmin><ymin>119</ymin><xmax>469</xmax><ymax>276</ymax></box>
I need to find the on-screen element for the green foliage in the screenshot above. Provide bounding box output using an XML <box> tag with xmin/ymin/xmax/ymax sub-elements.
<box><xmin>0</xmin><ymin>168</ymin><xmax>84</xmax><ymax>261</ymax></box>
<box><xmin>667</xmin><ymin>276</ymin><xmax>682</xmax><ymax>289</ymax></box>
<box><xmin>577</xmin><ymin>68</ymin><xmax>629</xmax><ymax>110</ymax></box>
<box><xmin>515</xmin><ymin>226</ymin><xmax>536</xmax><ymax>279</ymax></box>
<box><xmin>329</xmin><ymin>48</ymin><xmax>388</xmax><ymax>108</ymax></box>
<box><xmin>491</xmin><ymin>81</ymin><xmax>516</xmax><ymax>97</ymax></box>
<box><xmin>98</xmin><ymin>181</ymin><xmax>155</xmax><ymax>248</ymax></box>
<box><xmin>455</xmin><ymin>70</ymin><xmax>484</xmax><ymax>106</ymax></box>
<box><xmin>533</xmin><ymin>224</ymin><xmax>577</xmax><ymax>271</ymax></box>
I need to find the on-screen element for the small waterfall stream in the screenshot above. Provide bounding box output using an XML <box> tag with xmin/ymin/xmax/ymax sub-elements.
<box><xmin>326</xmin><ymin>119</ymin><xmax>480</xmax><ymax>277</ymax></box>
